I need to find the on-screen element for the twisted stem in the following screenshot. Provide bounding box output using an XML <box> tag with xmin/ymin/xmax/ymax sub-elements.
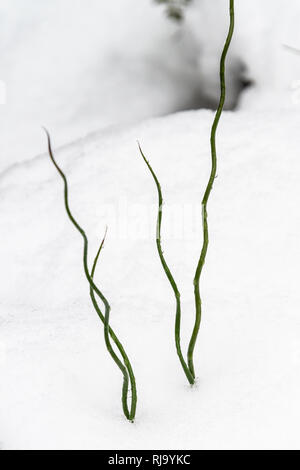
<box><xmin>44</xmin><ymin>129</ymin><xmax>137</xmax><ymax>422</ymax></box>
<box><xmin>90</xmin><ymin>230</ymin><xmax>137</xmax><ymax>421</ymax></box>
<box><xmin>138</xmin><ymin>143</ymin><xmax>194</xmax><ymax>385</ymax></box>
<box><xmin>187</xmin><ymin>0</ymin><xmax>235</xmax><ymax>378</ymax></box>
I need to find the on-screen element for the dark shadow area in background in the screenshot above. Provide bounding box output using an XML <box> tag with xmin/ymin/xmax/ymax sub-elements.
<box><xmin>177</xmin><ymin>60</ymin><xmax>254</xmax><ymax>113</ymax></box>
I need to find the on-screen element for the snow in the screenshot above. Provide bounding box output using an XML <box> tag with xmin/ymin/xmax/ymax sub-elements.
<box><xmin>1</xmin><ymin>0</ymin><xmax>300</xmax><ymax>450</ymax></box>
<box><xmin>1</xmin><ymin>0</ymin><xmax>300</xmax><ymax>172</ymax></box>
<box><xmin>1</xmin><ymin>109</ymin><xmax>300</xmax><ymax>449</ymax></box>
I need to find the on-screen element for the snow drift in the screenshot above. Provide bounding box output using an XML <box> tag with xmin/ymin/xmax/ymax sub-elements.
<box><xmin>1</xmin><ymin>109</ymin><xmax>300</xmax><ymax>449</ymax></box>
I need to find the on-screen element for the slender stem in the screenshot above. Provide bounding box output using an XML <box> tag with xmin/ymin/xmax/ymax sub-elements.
<box><xmin>139</xmin><ymin>143</ymin><xmax>194</xmax><ymax>385</ymax></box>
<box><xmin>187</xmin><ymin>0</ymin><xmax>235</xmax><ymax>378</ymax></box>
<box><xmin>44</xmin><ymin>129</ymin><xmax>137</xmax><ymax>422</ymax></box>
<box><xmin>90</xmin><ymin>230</ymin><xmax>137</xmax><ymax>421</ymax></box>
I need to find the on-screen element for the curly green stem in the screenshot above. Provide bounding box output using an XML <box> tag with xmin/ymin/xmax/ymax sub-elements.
<box><xmin>90</xmin><ymin>230</ymin><xmax>137</xmax><ymax>421</ymax></box>
<box><xmin>138</xmin><ymin>143</ymin><xmax>194</xmax><ymax>385</ymax></box>
<box><xmin>44</xmin><ymin>129</ymin><xmax>137</xmax><ymax>422</ymax></box>
<box><xmin>187</xmin><ymin>0</ymin><xmax>235</xmax><ymax>378</ymax></box>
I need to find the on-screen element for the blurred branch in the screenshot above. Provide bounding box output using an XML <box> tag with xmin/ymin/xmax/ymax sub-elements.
<box><xmin>154</xmin><ymin>0</ymin><xmax>193</xmax><ymax>22</ymax></box>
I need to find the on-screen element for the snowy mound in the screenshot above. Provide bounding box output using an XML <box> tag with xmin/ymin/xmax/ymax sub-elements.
<box><xmin>1</xmin><ymin>109</ymin><xmax>300</xmax><ymax>449</ymax></box>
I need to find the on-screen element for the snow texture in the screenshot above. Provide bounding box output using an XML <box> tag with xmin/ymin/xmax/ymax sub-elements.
<box><xmin>1</xmin><ymin>0</ymin><xmax>300</xmax><ymax>450</ymax></box>
<box><xmin>1</xmin><ymin>110</ymin><xmax>300</xmax><ymax>449</ymax></box>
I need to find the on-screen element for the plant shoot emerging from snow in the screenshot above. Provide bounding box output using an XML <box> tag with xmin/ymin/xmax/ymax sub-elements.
<box><xmin>188</xmin><ymin>0</ymin><xmax>235</xmax><ymax>378</ymax></box>
<box><xmin>138</xmin><ymin>143</ymin><xmax>195</xmax><ymax>385</ymax></box>
<box><xmin>44</xmin><ymin>129</ymin><xmax>137</xmax><ymax>422</ymax></box>
<box><xmin>139</xmin><ymin>0</ymin><xmax>235</xmax><ymax>384</ymax></box>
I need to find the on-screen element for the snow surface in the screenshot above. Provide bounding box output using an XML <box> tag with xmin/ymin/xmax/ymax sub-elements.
<box><xmin>1</xmin><ymin>110</ymin><xmax>300</xmax><ymax>449</ymax></box>
<box><xmin>2</xmin><ymin>0</ymin><xmax>300</xmax><ymax>451</ymax></box>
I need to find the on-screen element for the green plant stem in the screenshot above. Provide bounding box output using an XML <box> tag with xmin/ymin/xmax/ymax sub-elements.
<box><xmin>187</xmin><ymin>0</ymin><xmax>235</xmax><ymax>378</ymax></box>
<box><xmin>139</xmin><ymin>143</ymin><xmax>194</xmax><ymax>385</ymax></box>
<box><xmin>44</xmin><ymin>129</ymin><xmax>137</xmax><ymax>422</ymax></box>
<box><xmin>90</xmin><ymin>230</ymin><xmax>137</xmax><ymax>421</ymax></box>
